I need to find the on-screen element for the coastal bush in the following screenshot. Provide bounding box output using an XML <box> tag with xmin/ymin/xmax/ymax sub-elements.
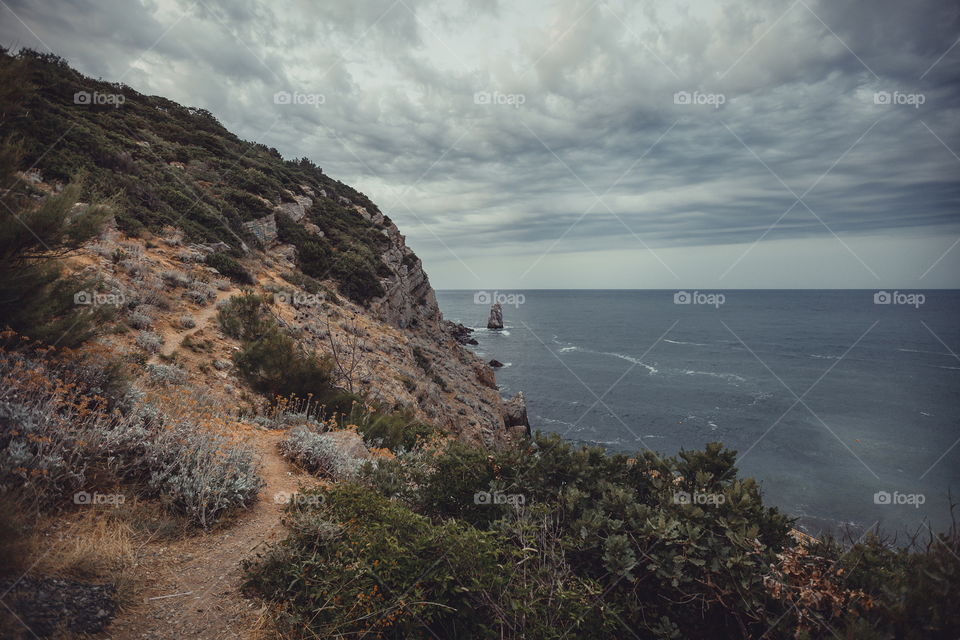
<box><xmin>279</xmin><ymin>427</ymin><xmax>362</xmax><ymax>480</ymax></box>
<box><xmin>249</xmin><ymin>432</ymin><xmax>956</xmax><ymax>638</ymax></box>
<box><xmin>206</xmin><ymin>253</ymin><xmax>254</xmax><ymax>285</ymax></box>
<box><xmin>0</xmin><ymin>336</ymin><xmax>262</xmax><ymax>527</ymax></box>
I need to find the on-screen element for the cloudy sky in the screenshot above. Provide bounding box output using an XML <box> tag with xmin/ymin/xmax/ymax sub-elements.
<box><xmin>2</xmin><ymin>0</ymin><xmax>958</xmax><ymax>289</ymax></box>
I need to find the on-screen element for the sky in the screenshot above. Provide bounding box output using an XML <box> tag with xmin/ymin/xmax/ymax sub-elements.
<box><xmin>2</xmin><ymin>0</ymin><xmax>958</xmax><ymax>289</ymax></box>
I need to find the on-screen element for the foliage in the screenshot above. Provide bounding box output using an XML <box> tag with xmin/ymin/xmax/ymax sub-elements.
<box><xmin>248</xmin><ymin>432</ymin><xmax>958</xmax><ymax>639</ymax></box>
<box><xmin>206</xmin><ymin>252</ymin><xmax>253</xmax><ymax>285</ymax></box>
<box><xmin>279</xmin><ymin>426</ymin><xmax>362</xmax><ymax>480</ymax></box>
<box><xmin>0</xmin><ymin>335</ymin><xmax>262</xmax><ymax>527</ymax></box>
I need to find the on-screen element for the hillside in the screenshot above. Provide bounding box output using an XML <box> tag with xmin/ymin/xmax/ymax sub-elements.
<box><xmin>1</xmin><ymin>48</ymin><xmax>523</xmax><ymax>445</ymax></box>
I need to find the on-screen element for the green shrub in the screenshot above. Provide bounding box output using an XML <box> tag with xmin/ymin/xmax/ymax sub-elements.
<box><xmin>206</xmin><ymin>252</ymin><xmax>254</xmax><ymax>284</ymax></box>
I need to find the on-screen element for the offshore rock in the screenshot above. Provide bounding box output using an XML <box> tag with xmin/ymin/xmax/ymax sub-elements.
<box><xmin>487</xmin><ymin>303</ymin><xmax>503</xmax><ymax>329</ymax></box>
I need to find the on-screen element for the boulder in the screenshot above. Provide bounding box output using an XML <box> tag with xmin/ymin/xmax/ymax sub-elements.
<box><xmin>503</xmin><ymin>392</ymin><xmax>531</xmax><ymax>436</ymax></box>
<box><xmin>487</xmin><ymin>303</ymin><xmax>504</xmax><ymax>330</ymax></box>
<box><xmin>488</xmin><ymin>359</ymin><xmax>504</xmax><ymax>368</ymax></box>
<box><xmin>242</xmin><ymin>214</ymin><xmax>277</xmax><ymax>246</ymax></box>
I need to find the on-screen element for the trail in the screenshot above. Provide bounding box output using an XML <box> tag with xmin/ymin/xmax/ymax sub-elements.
<box><xmin>106</xmin><ymin>433</ymin><xmax>311</xmax><ymax>639</ymax></box>
<box><xmin>155</xmin><ymin>289</ymin><xmax>234</xmax><ymax>360</ymax></box>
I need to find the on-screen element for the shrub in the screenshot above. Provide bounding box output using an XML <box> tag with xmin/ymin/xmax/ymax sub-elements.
<box><xmin>183</xmin><ymin>282</ymin><xmax>216</xmax><ymax>305</ymax></box>
<box><xmin>135</xmin><ymin>331</ymin><xmax>164</xmax><ymax>353</ymax></box>
<box><xmin>0</xmin><ymin>338</ymin><xmax>261</xmax><ymax>527</ymax></box>
<box><xmin>160</xmin><ymin>269</ymin><xmax>191</xmax><ymax>288</ymax></box>
<box><xmin>206</xmin><ymin>253</ymin><xmax>254</xmax><ymax>285</ymax></box>
<box><xmin>145</xmin><ymin>363</ymin><xmax>186</xmax><ymax>386</ymax></box>
<box><xmin>279</xmin><ymin>427</ymin><xmax>361</xmax><ymax>480</ymax></box>
<box><xmin>178</xmin><ymin>315</ymin><xmax>196</xmax><ymax>329</ymax></box>
<box><xmin>244</xmin><ymin>484</ymin><xmax>507</xmax><ymax>638</ymax></box>
<box><xmin>127</xmin><ymin>310</ymin><xmax>154</xmax><ymax>329</ymax></box>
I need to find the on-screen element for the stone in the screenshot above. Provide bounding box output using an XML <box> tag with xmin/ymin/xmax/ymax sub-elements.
<box><xmin>242</xmin><ymin>214</ymin><xmax>278</xmax><ymax>246</ymax></box>
<box><xmin>489</xmin><ymin>359</ymin><xmax>504</xmax><ymax>368</ymax></box>
<box><xmin>487</xmin><ymin>303</ymin><xmax>504</xmax><ymax>329</ymax></box>
<box><xmin>503</xmin><ymin>391</ymin><xmax>531</xmax><ymax>436</ymax></box>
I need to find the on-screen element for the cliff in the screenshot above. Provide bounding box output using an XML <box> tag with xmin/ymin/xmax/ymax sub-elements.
<box><xmin>3</xmin><ymin>49</ymin><xmax>515</xmax><ymax>446</ymax></box>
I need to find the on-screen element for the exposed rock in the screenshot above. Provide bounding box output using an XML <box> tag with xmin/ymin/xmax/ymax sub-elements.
<box><xmin>213</xmin><ymin>359</ymin><xmax>232</xmax><ymax>371</ymax></box>
<box><xmin>189</xmin><ymin>241</ymin><xmax>231</xmax><ymax>256</ymax></box>
<box><xmin>503</xmin><ymin>392</ymin><xmax>531</xmax><ymax>436</ymax></box>
<box><xmin>0</xmin><ymin>576</ymin><xmax>117</xmax><ymax>637</ymax></box>
<box><xmin>242</xmin><ymin>214</ymin><xmax>278</xmax><ymax>246</ymax></box>
<box><xmin>475</xmin><ymin>364</ymin><xmax>497</xmax><ymax>389</ymax></box>
<box><xmin>487</xmin><ymin>303</ymin><xmax>504</xmax><ymax>330</ymax></box>
<box><xmin>489</xmin><ymin>359</ymin><xmax>504</xmax><ymax>368</ymax></box>
<box><xmin>274</xmin><ymin>195</ymin><xmax>312</xmax><ymax>222</ymax></box>
<box><xmin>444</xmin><ymin>320</ymin><xmax>478</xmax><ymax>345</ymax></box>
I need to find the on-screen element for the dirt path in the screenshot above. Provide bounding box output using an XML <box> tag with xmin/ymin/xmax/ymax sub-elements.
<box><xmin>106</xmin><ymin>433</ymin><xmax>312</xmax><ymax>639</ymax></box>
<box><xmin>156</xmin><ymin>289</ymin><xmax>234</xmax><ymax>360</ymax></box>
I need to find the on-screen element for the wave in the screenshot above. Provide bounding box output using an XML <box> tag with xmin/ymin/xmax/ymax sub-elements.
<box><xmin>809</xmin><ymin>354</ymin><xmax>841</xmax><ymax>360</ymax></box>
<box><xmin>598</xmin><ymin>351</ymin><xmax>658</xmax><ymax>374</ymax></box>
<box><xmin>664</xmin><ymin>338</ymin><xmax>709</xmax><ymax>346</ymax></box>
<box><xmin>898</xmin><ymin>348</ymin><xmax>952</xmax><ymax>356</ymax></box>
<box><xmin>681</xmin><ymin>369</ymin><xmax>746</xmax><ymax>383</ymax></box>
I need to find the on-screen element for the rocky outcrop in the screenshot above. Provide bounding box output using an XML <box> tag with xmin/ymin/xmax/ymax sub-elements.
<box><xmin>487</xmin><ymin>303</ymin><xmax>504</xmax><ymax>329</ymax></box>
<box><xmin>242</xmin><ymin>214</ymin><xmax>277</xmax><ymax>246</ymax></box>
<box><xmin>488</xmin><ymin>359</ymin><xmax>503</xmax><ymax>368</ymax></box>
<box><xmin>275</xmin><ymin>195</ymin><xmax>312</xmax><ymax>222</ymax></box>
<box><xmin>503</xmin><ymin>392</ymin><xmax>531</xmax><ymax>437</ymax></box>
<box><xmin>444</xmin><ymin>320</ymin><xmax>478</xmax><ymax>345</ymax></box>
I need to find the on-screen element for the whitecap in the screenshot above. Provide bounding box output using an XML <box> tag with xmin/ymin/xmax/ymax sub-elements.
<box><xmin>682</xmin><ymin>370</ymin><xmax>746</xmax><ymax>383</ymax></box>
<box><xmin>664</xmin><ymin>338</ymin><xmax>708</xmax><ymax>346</ymax></box>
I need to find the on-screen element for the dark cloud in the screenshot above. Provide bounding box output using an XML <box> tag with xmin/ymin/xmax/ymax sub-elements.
<box><xmin>1</xmin><ymin>0</ymin><xmax>957</xmax><ymax>287</ymax></box>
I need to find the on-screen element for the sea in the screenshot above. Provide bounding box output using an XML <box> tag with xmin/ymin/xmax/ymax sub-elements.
<box><xmin>436</xmin><ymin>290</ymin><xmax>960</xmax><ymax>539</ymax></box>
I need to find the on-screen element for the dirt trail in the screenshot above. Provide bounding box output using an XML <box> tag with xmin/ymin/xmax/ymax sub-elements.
<box><xmin>156</xmin><ymin>289</ymin><xmax>234</xmax><ymax>360</ymax></box>
<box><xmin>106</xmin><ymin>433</ymin><xmax>311</xmax><ymax>639</ymax></box>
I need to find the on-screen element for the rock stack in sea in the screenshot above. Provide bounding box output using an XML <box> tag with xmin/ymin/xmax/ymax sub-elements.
<box><xmin>487</xmin><ymin>303</ymin><xmax>504</xmax><ymax>329</ymax></box>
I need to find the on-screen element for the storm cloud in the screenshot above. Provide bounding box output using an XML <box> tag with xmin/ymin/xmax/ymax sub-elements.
<box><xmin>2</xmin><ymin>0</ymin><xmax>958</xmax><ymax>288</ymax></box>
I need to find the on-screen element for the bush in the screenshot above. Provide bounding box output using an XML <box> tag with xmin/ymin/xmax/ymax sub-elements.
<box><xmin>244</xmin><ymin>484</ymin><xmax>508</xmax><ymax>638</ymax></box>
<box><xmin>206</xmin><ymin>253</ymin><xmax>254</xmax><ymax>285</ymax></box>
<box><xmin>135</xmin><ymin>330</ymin><xmax>164</xmax><ymax>353</ymax></box>
<box><xmin>279</xmin><ymin>427</ymin><xmax>361</xmax><ymax>480</ymax></box>
<box><xmin>0</xmin><ymin>338</ymin><xmax>262</xmax><ymax>527</ymax></box>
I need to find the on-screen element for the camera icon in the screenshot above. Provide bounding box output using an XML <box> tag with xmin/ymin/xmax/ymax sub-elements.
<box><xmin>873</xmin><ymin>91</ymin><xmax>891</xmax><ymax>105</ymax></box>
<box><xmin>273</xmin><ymin>90</ymin><xmax>292</xmax><ymax>105</ymax></box>
<box><xmin>873</xmin><ymin>490</ymin><xmax>891</xmax><ymax>505</ymax></box>
<box><xmin>673</xmin><ymin>291</ymin><xmax>691</xmax><ymax>304</ymax></box>
<box><xmin>473</xmin><ymin>491</ymin><xmax>491</xmax><ymax>504</ymax></box>
<box><xmin>474</xmin><ymin>290</ymin><xmax>492</xmax><ymax>305</ymax></box>
<box><xmin>275</xmin><ymin>291</ymin><xmax>290</xmax><ymax>304</ymax></box>
<box><xmin>73</xmin><ymin>91</ymin><xmax>91</xmax><ymax>105</ymax></box>
<box><xmin>273</xmin><ymin>491</ymin><xmax>290</xmax><ymax>504</ymax></box>
<box><xmin>73</xmin><ymin>491</ymin><xmax>92</xmax><ymax>505</ymax></box>
<box><xmin>673</xmin><ymin>491</ymin><xmax>691</xmax><ymax>504</ymax></box>
<box><xmin>74</xmin><ymin>290</ymin><xmax>92</xmax><ymax>305</ymax></box>
<box><xmin>473</xmin><ymin>91</ymin><xmax>491</xmax><ymax>105</ymax></box>
<box><xmin>873</xmin><ymin>290</ymin><xmax>891</xmax><ymax>304</ymax></box>
<box><xmin>673</xmin><ymin>91</ymin><xmax>691</xmax><ymax>105</ymax></box>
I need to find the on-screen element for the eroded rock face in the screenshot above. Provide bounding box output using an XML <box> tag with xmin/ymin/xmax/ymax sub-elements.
<box><xmin>370</xmin><ymin>215</ymin><xmax>440</xmax><ymax>331</ymax></box>
<box><xmin>487</xmin><ymin>303</ymin><xmax>504</xmax><ymax>329</ymax></box>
